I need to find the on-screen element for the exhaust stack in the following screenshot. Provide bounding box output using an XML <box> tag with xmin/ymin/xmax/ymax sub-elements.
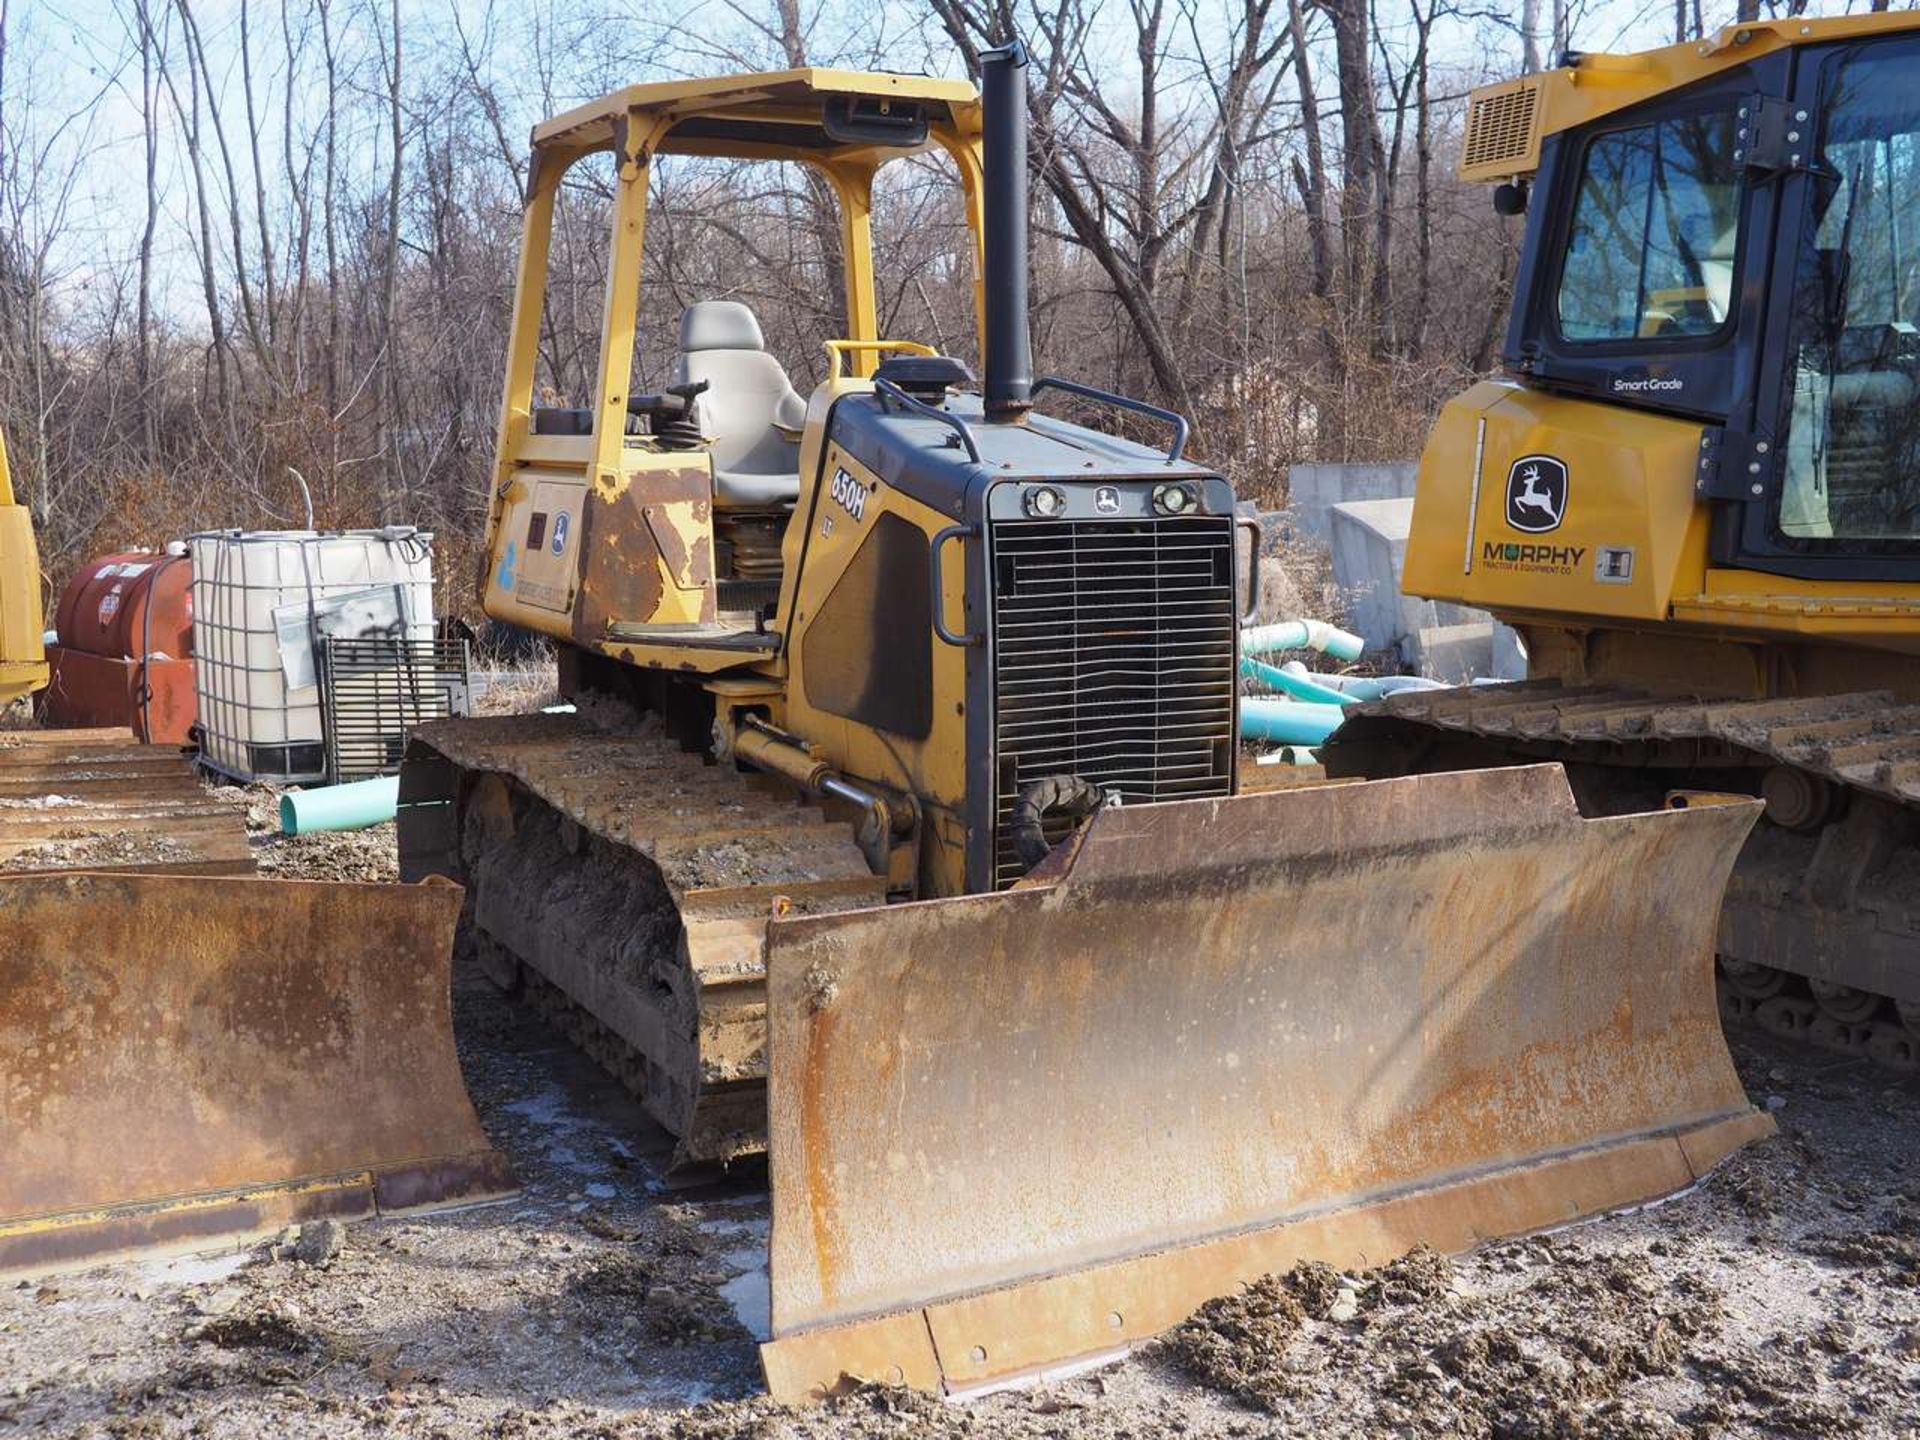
<box><xmin>980</xmin><ymin>42</ymin><xmax>1033</xmax><ymax>424</ymax></box>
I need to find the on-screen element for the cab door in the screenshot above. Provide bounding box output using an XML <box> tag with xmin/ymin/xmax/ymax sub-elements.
<box><xmin>1722</xmin><ymin>34</ymin><xmax>1920</xmax><ymax>584</ymax></box>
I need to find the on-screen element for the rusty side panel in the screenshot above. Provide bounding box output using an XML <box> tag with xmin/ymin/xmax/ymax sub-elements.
<box><xmin>573</xmin><ymin>466</ymin><xmax>715</xmax><ymax>641</ymax></box>
<box><xmin>0</xmin><ymin>873</ymin><xmax>512</xmax><ymax>1276</ymax></box>
<box><xmin>760</xmin><ymin>764</ymin><xmax>1765</xmax><ymax>1395</ymax></box>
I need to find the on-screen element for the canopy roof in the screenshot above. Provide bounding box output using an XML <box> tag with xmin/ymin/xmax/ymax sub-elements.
<box><xmin>531</xmin><ymin>67</ymin><xmax>981</xmax><ymax>162</ymax></box>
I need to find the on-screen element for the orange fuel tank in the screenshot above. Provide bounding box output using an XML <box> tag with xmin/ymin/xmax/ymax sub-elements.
<box><xmin>42</xmin><ymin>550</ymin><xmax>198</xmax><ymax>744</ymax></box>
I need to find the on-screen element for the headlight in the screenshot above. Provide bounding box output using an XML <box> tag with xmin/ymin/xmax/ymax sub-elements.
<box><xmin>1022</xmin><ymin>485</ymin><xmax>1066</xmax><ymax>518</ymax></box>
<box><xmin>1153</xmin><ymin>481</ymin><xmax>1198</xmax><ymax>515</ymax></box>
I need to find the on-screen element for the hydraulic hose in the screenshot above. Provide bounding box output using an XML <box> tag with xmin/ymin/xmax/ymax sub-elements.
<box><xmin>1010</xmin><ymin>775</ymin><xmax>1107</xmax><ymax>870</ymax></box>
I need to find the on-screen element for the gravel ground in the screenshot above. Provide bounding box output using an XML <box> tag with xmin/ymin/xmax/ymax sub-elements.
<box><xmin>4</xmin><ymin>787</ymin><xmax>1917</xmax><ymax>1437</ymax></box>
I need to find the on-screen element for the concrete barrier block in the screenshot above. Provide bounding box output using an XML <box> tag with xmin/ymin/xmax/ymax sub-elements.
<box><xmin>1287</xmin><ymin>462</ymin><xmax>1420</xmax><ymax>543</ymax></box>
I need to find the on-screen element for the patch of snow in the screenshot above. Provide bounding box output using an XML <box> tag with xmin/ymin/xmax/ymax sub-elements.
<box><xmin>504</xmin><ymin>1085</ymin><xmax>619</xmax><ymax>1176</ymax></box>
<box><xmin>645</xmin><ymin>1378</ymin><xmax>717</xmax><ymax>1406</ymax></box>
<box><xmin>951</xmin><ymin>1345</ymin><xmax>1132</xmax><ymax>1401</ymax></box>
<box><xmin>719</xmin><ymin>1263</ymin><xmax>770</xmax><ymax>1342</ymax></box>
<box><xmin>703</xmin><ymin>1209</ymin><xmax>772</xmax><ymax>1342</ymax></box>
<box><xmin>141</xmin><ymin>1249</ymin><xmax>253</xmax><ymax>1286</ymax></box>
<box><xmin>503</xmin><ymin>1086</ymin><xmax>580</xmax><ymax>1130</ymax></box>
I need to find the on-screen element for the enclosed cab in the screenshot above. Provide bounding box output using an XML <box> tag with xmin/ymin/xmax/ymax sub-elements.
<box><xmin>1402</xmin><ymin>13</ymin><xmax>1920</xmax><ymax>679</ymax></box>
<box><xmin>1329</xmin><ymin>12</ymin><xmax>1920</xmax><ymax>1071</ymax></box>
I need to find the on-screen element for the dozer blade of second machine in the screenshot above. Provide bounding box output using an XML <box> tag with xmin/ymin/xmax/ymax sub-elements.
<box><xmin>0</xmin><ymin>873</ymin><xmax>513</xmax><ymax>1276</ymax></box>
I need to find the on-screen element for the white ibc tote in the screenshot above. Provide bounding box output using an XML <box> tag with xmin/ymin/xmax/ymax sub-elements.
<box><xmin>190</xmin><ymin>529</ymin><xmax>435</xmax><ymax>782</ymax></box>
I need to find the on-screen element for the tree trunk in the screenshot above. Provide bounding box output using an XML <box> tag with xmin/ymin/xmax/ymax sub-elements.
<box><xmin>381</xmin><ymin>0</ymin><xmax>405</xmax><ymax>516</ymax></box>
<box><xmin>136</xmin><ymin>0</ymin><xmax>160</xmax><ymax>455</ymax></box>
<box><xmin>1325</xmin><ymin>0</ymin><xmax>1381</xmax><ymax>325</ymax></box>
<box><xmin>1410</xmin><ymin>0</ymin><xmax>1433</xmax><ymax>355</ymax></box>
<box><xmin>1286</xmin><ymin>0</ymin><xmax>1333</xmax><ymax>301</ymax></box>
<box><xmin>1521</xmin><ymin>0</ymin><xmax>1543</xmax><ymax>73</ymax></box>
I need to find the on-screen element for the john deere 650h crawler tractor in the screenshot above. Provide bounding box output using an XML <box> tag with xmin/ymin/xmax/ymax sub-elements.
<box><xmin>400</xmin><ymin>45</ymin><xmax>1771</xmax><ymax>1399</ymax></box>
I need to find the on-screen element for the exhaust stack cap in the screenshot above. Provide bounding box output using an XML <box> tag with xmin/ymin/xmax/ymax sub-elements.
<box><xmin>980</xmin><ymin>40</ymin><xmax>1034</xmax><ymax>424</ymax></box>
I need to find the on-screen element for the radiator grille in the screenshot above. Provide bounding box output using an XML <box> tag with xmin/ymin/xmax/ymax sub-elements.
<box><xmin>1462</xmin><ymin>82</ymin><xmax>1539</xmax><ymax>175</ymax></box>
<box><xmin>320</xmin><ymin>636</ymin><xmax>473</xmax><ymax>782</ymax></box>
<box><xmin>989</xmin><ymin>515</ymin><xmax>1237</xmax><ymax>887</ymax></box>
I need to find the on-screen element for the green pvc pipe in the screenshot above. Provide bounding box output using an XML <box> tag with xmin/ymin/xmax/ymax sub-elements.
<box><xmin>1240</xmin><ymin>697</ymin><xmax>1346</xmax><ymax>746</ymax></box>
<box><xmin>1241</xmin><ymin>618</ymin><xmax>1365</xmax><ymax>663</ymax></box>
<box><xmin>280</xmin><ymin>775</ymin><xmax>400</xmax><ymax>835</ymax></box>
<box><xmin>1241</xmin><ymin>656</ymin><xmax>1355</xmax><ymax>707</ymax></box>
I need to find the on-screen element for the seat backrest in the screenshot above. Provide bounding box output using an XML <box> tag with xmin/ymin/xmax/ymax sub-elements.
<box><xmin>670</xmin><ymin>302</ymin><xmax>808</xmax><ymax>483</ymax></box>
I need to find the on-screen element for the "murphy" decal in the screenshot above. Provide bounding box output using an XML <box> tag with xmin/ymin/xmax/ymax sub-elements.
<box><xmin>1481</xmin><ymin>540</ymin><xmax>1586</xmax><ymax>576</ymax></box>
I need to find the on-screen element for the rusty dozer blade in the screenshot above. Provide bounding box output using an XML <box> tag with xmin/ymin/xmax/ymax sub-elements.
<box><xmin>759</xmin><ymin>764</ymin><xmax>1771</xmax><ymax>1400</ymax></box>
<box><xmin>0</xmin><ymin>872</ymin><xmax>513</xmax><ymax>1277</ymax></box>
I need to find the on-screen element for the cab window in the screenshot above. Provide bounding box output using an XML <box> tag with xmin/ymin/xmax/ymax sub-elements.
<box><xmin>1775</xmin><ymin>45</ymin><xmax>1920</xmax><ymax>546</ymax></box>
<box><xmin>1558</xmin><ymin>114</ymin><xmax>1743</xmax><ymax>342</ymax></box>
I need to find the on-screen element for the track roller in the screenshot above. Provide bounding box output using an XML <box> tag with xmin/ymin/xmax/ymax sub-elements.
<box><xmin>1810</xmin><ymin>979</ymin><xmax>1882</xmax><ymax>1025</ymax></box>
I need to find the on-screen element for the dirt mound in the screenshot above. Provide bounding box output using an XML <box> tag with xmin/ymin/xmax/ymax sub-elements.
<box><xmin>1163</xmin><ymin>1270</ymin><xmax>1310</xmax><ymax>1409</ymax></box>
<box><xmin>1366</xmin><ymin>1243</ymin><xmax>1455</xmax><ymax>1309</ymax></box>
<box><xmin>1166</xmin><ymin>1244</ymin><xmax>1726</xmax><ymax>1434</ymax></box>
<box><xmin>563</xmin><ymin>1252</ymin><xmax>745</xmax><ymax>1349</ymax></box>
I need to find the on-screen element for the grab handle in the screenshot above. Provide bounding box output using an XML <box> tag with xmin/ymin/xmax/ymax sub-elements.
<box><xmin>874</xmin><ymin>379</ymin><xmax>983</xmax><ymax>464</ymax></box>
<box><xmin>1031</xmin><ymin>376</ymin><xmax>1190</xmax><ymax>464</ymax></box>
<box><xmin>931</xmin><ymin>524</ymin><xmax>981</xmax><ymax>647</ymax></box>
<box><xmin>1236</xmin><ymin>515</ymin><xmax>1263</xmax><ymax>626</ymax></box>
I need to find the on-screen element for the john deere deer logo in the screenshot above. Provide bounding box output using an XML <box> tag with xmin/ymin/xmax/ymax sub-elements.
<box><xmin>1505</xmin><ymin>455</ymin><xmax>1568</xmax><ymax>534</ymax></box>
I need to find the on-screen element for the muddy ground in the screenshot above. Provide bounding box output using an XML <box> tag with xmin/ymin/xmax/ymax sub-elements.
<box><xmin>4</xmin><ymin>783</ymin><xmax>1919</xmax><ymax>1436</ymax></box>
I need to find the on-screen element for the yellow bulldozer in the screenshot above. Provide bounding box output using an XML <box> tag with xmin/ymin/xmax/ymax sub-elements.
<box><xmin>0</xmin><ymin>426</ymin><xmax>510</xmax><ymax>1276</ymax></box>
<box><xmin>1325</xmin><ymin>12</ymin><xmax>1920</xmax><ymax>1073</ymax></box>
<box><xmin>0</xmin><ymin>427</ymin><xmax>49</xmax><ymax>707</ymax></box>
<box><xmin>397</xmin><ymin>46</ymin><xmax>1773</xmax><ymax>1398</ymax></box>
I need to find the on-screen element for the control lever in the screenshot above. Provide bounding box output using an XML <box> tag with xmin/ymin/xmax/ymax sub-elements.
<box><xmin>625</xmin><ymin>378</ymin><xmax>710</xmax><ymax>449</ymax></box>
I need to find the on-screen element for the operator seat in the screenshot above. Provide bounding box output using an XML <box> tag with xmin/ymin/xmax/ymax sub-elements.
<box><xmin>671</xmin><ymin>301</ymin><xmax>807</xmax><ymax>508</ymax></box>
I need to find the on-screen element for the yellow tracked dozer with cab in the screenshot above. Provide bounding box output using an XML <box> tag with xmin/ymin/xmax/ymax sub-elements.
<box><xmin>1325</xmin><ymin>13</ymin><xmax>1920</xmax><ymax>1075</ymax></box>
<box><xmin>398</xmin><ymin>46</ymin><xmax>1771</xmax><ymax>1399</ymax></box>
<box><xmin>0</xmin><ymin>427</ymin><xmax>511</xmax><ymax>1276</ymax></box>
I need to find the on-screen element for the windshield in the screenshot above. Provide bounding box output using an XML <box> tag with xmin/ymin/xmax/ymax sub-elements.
<box><xmin>1776</xmin><ymin>46</ymin><xmax>1920</xmax><ymax>546</ymax></box>
<box><xmin>1558</xmin><ymin>113</ymin><xmax>1743</xmax><ymax>342</ymax></box>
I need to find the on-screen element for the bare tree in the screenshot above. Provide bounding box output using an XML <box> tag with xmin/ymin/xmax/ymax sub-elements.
<box><xmin>0</xmin><ymin>0</ymin><xmax>1540</xmax><ymax>573</ymax></box>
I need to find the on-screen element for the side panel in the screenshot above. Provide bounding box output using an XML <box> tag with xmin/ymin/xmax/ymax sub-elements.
<box><xmin>503</xmin><ymin>472</ymin><xmax>587</xmax><ymax>615</ymax></box>
<box><xmin>484</xmin><ymin>449</ymin><xmax>717</xmax><ymax>639</ymax></box>
<box><xmin>572</xmin><ymin>462</ymin><xmax>715</xmax><ymax>639</ymax></box>
<box><xmin>781</xmin><ymin>441</ymin><xmax>971</xmax><ymax>897</ymax></box>
<box><xmin>1403</xmin><ymin>382</ymin><xmax>1711</xmax><ymax>624</ymax></box>
<box><xmin>1407</xmin><ymin>384</ymin><xmax>1920</xmax><ymax>655</ymax></box>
